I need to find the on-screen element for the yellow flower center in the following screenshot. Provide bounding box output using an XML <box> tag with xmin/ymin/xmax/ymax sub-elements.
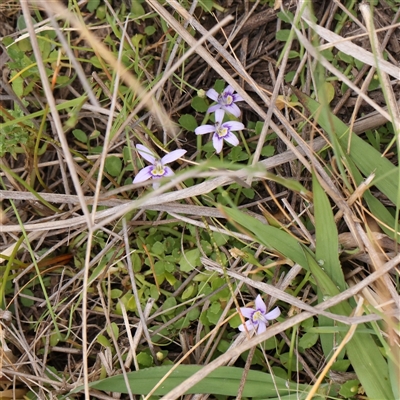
<box><xmin>216</xmin><ymin>126</ymin><xmax>228</xmax><ymax>138</ymax></box>
<box><xmin>252</xmin><ymin>310</ymin><xmax>263</xmax><ymax>322</ymax></box>
<box><xmin>151</xmin><ymin>161</ymin><xmax>165</xmax><ymax>177</ymax></box>
<box><xmin>225</xmin><ymin>94</ymin><xmax>233</xmax><ymax>105</ymax></box>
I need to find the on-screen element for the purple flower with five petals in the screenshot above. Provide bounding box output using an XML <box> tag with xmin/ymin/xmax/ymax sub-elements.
<box><xmin>206</xmin><ymin>85</ymin><xmax>244</xmax><ymax>117</ymax></box>
<box><xmin>133</xmin><ymin>144</ymin><xmax>186</xmax><ymax>188</ymax></box>
<box><xmin>238</xmin><ymin>295</ymin><xmax>281</xmax><ymax>335</ymax></box>
<box><xmin>195</xmin><ymin>109</ymin><xmax>244</xmax><ymax>154</ymax></box>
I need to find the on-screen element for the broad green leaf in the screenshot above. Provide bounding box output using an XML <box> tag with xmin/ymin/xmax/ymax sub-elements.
<box><xmin>77</xmin><ymin>365</ymin><xmax>309</xmax><ymax>397</ymax></box>
<box><xmin>179</xmin><ymin>248</ymin><xmax>201</xmax><ymax>272</ymax></box>
<box><xmin>105</xmin><ymin>156</ymin><xmax>122</xmax><ymax>177</ymax></box>
<box><xmin>295</xmin><ymin>89</ymin><xmax>400</xmax><ymax>241</ymax></box>
<box><xmin>72</xmin><ymin>129</ymin><xmax>87</xmax><ymax>143</ymax></box>
<box><xmin>144</xmin><ymin>25</ymin><xmax>156</xmax><ymax>36</ymax></box>
<box><xmin>313</xmin><ymin>173</ymin><xmax>345</xmax><ymax>290</ymax></box>
<box><xmin>221</xmin><ymin>206</ymin><xmax>308</xmax><ymax>269</ymax></box>
<box><xmin>295</xmin><ymin>90</ymin><xmax>399</xmax><ymax>206</ymax></box>
<box><xmin>298</xmin><ymin>332</ymin><xmax>319</xmax><ymax>350</ymax></box>
<box><xmin>86</xmin><ymin>0</ymin><xmax>100</xmax><ymax>12</ymax></box>
<box><xmin>304</xmin><ymin>252</ymin><xmax>394</xmax><ymax>400</ymax></box>
<box><xmin>191</xmin><ymin>96</ymin><xmax>208</xmax><ymax>113</ymax></box>
<box><xmin>137</xmin><ymin>351</ymin><xmax>153</xmax><ymax>368</ymax></box>
<box><xmin>276</xmin><ymin>29</ymin><xmax>291</xmax><ymax>41</ymax></box>
<box><xmin>179</xmin><ymin>114</ymin><xmax>198</xmax><ymax>132</ymax></box>
<box><xmin>339</xmin><ymin>379</ymin><xmax>360</xmax><ymax>398</ymax></box>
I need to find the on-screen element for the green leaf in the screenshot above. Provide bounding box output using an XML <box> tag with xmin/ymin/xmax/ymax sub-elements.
<box><xmin>191</xmin><ymin>96</ymin><xmax>208</xmax><ymax>113</ymax></box>
<box><xmin>97</xmin><ymin>334</ymin><xmax>111</xmax><ymax>348</ymax></box>
<box><xmin>110</xmin><ymin>289</ymin><xmax>122</xmax><ymax>299</ymax></box>
<box><xmin>131</xmin><ymin>2</ymin><xmax>145</xmax><ymax>18</ymax></box>
<box><xmin>105</xmin><ymin>156</ymin><xmax>122</xmax><ymax>177</ymax></box>
<box><xmin>228</xmin><ymin>146</ymin><xmax>248</xmax><ymax>162</ymax></box>
<box><xmin>242</xmin><ymin>188</ymin><xmax>255</xmax><ymax>199</ymax></box>
<box><xmin>11</xmin><ymin>75</ymin><xmax>24</xmax><ymax>97</ymax></box>
<box><xmin>261</xmin><ymin>145</ymin><xmax>275</xmax><ymax>157</ymax></box>
<box><xmin>144</xmin><ymin>25</ymin><xmax>156</xmax><ymax>36</ymax></box>
<box><xmin>313</xmin><ymin>173</ymin><xmax>346</xmax><ymax>290</ymax></box>
<box><xmin>213</xmin><ymin>79</ymin><xmax>225</xmax><ymax>94</ymax></box>
<box><xmin>294</xmin><ymin>89</ymin><xmax>400</xmax><ymax>241</ymax></box>
<box><xmin>179</xmin><ymin>248</ymin><xmax>201</xmax><ymax>272</ymax></box>
<box><xmin>182</xmin><ymin>283</ymin><xmax>196</xmax><ymax>300</ymax></box>
<box><xmin>339</xmin><ymin>379</ymin><xmax>360</xmax><ymax>398</ymax></box>
<box><xmin>288</xmin><ymin>50</ymin><xmax>300</xmax><ymax>59</ymax></box>
<box><xmin>75</xmin><ymin>365</ymin><xmax>309</xmax><ymax>397</ymax></box>
<box><xmin>279</xmin><ymin>353</ymin><xmax>303</xmax><ymax>372</ymax></box>
<box><xmin>106</xmin><ymin>322</ymin><xmax>119</xmax><ymax>339</ymax></box>
<box><xmin>321</xmin><ymin>82</ymin><xmax>335</xmax><ymax>104</ymax></box>
<box><xmin>277</xmin><ymin>10</ymin><xmax>294</xmax><ymax>23</ymax></box>
<box><xmin>86</xmin><ymin>0</ymin><xmax>100</xmax><ymax>13</ymax></box>
<box><xmin>337</xmin><ymin>51</ymin><xmax>353</xmax><ymax>64</ymax></box>
<box><xmin>255</xmin><ymin>121</ymin><xmax>264</xmax><ymax>135</ymax></box>
<box><xmin>179</xmin><ymin>114</ymin><xmax>198</xmax><ymax>132</ymax></box>
<box><xmin>151</xmin><ymin>241</ymin><xmax>164</xmax><ymax>255</ymax></box>
<box><xmin>137</xmin><ymin>351</ymin><xmax>153</xmax><ymax>368</ymax></box>
<box><xmin>304</xmin><ymin>252</ymin><xmax>394</xmax><ymax>400</ymax></box>
<box><xmin>313</xmin><ymin>173</ymin><xmax>346</xmax><ymax>358</ymax></box>
<box><xmin>72</xmin><ymin>129</ymin><xmax>87</xmax><ymax>143</ymax></box>
<box><xmin>276</xmin><ymin>29</ymin><xmax>291</xmax><ymax>42</ymax></box>
<box><xmin>298</xmin><ymin>332</ymin><xmax>319</xmax><ymax>350</ymax></box>
<box><xmin>20</xmin><ymin>288</ymin><xmax>34</xmax><ymax>307</ymax></box>
<box><xmin>220</xmin><ymin>207</ymin><xmax>308</xmax><ymax>269</ymax></box>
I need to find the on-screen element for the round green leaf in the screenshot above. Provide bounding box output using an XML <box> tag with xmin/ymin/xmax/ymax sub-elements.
<box><xmin>105</xmin><ymin>156</ymin><xmax>122</xmax><ymax>177</ymax></box>
<box><xmin>191</xmin><ymin>96</ymin><xmax>208</xmax><ymax>113</ymax></box>
<box><xmin>178</xmin><ymin>114</ymin><xmax>198</xmax><ymax>132</ymax></box>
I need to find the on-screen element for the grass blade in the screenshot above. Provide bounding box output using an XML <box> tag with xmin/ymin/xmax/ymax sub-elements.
<box><xmin>69</xmin><ymin>365</ymin><xmax>309</xmax><ymax>397</ymax></box>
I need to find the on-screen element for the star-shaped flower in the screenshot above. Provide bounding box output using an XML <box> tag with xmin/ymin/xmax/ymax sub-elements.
<box><xmin>133</xmin><ymin>144</ymin><xmax>186</xmax><ymax>188</ymax></box>
<box><xmin>238</xmin><ymin>295</ymin><xmax>281</xmax><ymax>335</ymax></box>
<box><xmin>206</xmin><ymin>85</ymin><xmax>244</xmax><ymax>117</ymax></box>
<box><xmin>194</xmin><ymin>109</ymin><xmax>244</xmax><ymax>154</ymax></box>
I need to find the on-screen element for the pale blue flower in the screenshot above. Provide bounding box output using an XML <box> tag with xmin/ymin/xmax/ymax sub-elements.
<box><xmin>238</xmin><ymin>295</ymin><xmax>281</xmax><ymax>335</ymax></box>
<box><xmin>195</xmin><ymin>109</ymin><xmax>244</xmax><ymax>154</ymax></box>
<box><xmin>133</xmin><ymin>144</ymin><xmax>186</xmax><ymax>188</ymax></box>
<box><xmin>206</xmin><ymin>85</ymin><xmax>244</xmax><ymax>117</ymax></box>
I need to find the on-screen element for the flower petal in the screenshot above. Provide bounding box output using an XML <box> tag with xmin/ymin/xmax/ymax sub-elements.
<box><xmin>152</xmin><ymin>180</ymin><xmax>161</xmax><ymax>189</ymax></box>
<box><xmin>257</xmin><ymin>321</ymin><xmax>267</xmax><ymax>334</ymax></box>
<box><xmin>223</xmin><ymin>85</ymin><xmax>234</xmax><ymax>95</ymax></box>
<box><xmin>223</xmin><ymin>121</ymin><xmax>244</xmax><ymax>132</ymax></box>
<box><xmin>240</xmin><ymin>307</ymin><xmax>255</xmax><ymax>319</ymax></box>
<box><xmin>163</xmin><ymin>166</ymin><xmax>174</xmax><ymax>177</ymax></box>
<box><xmin>214</xmin><ymin>109</ymin><xmax>225</xmax><ymax>124</ymax></box>
<box><xmin>224</xmin><ymin>103</ymin><xmax>241</xmax><ymax>118</ymax></box>
<box><xmin>136</xmin><ymin>144</ymin><xmax>156</xmax><ymax>164</ymax></box>
<box><xmin>206</xmin><ymin>88</ymin><xmax>219</xmax><ymax>101</ymax></box>
<box><xmin>223</xmin><ymin>132</ymin><xmax>239</xmax><ymax>147</ymax></box>
<box><xmin>133</xmin><ymin>166</ymin><xmax>153</xmax><ymax>184</ymax></box>
<box><xmin>232</xmin><ymin>93</ymin><xmax>244</xmax><ymax>102</ymax></box>
<box><xmin>255</xmin><ymin>295</ymin><xmax>267</xmax><ymax>314</ymax></box>
<box><xmin>212</xmin><ymin>135</ymin><xmax>224</xmax><ymax>154</ymax></box>
<box><xmin>238</xmin><ymin>319</ymin><xmax>255</xmax><ymax>332</ymax></box>
<box><xmin>195</xmin><ymin>124</ymin><xmax>216</xmax><ymax>135</ymax></box>
<box><xmin>265</xmin><ymin>306</ymin><xmax>281</xmax><ymax>320</ymax></box>
<box><xmin>161</xmin><ymin>149</ymin><xmax>186</xmax><ymax>164</ymax></box>
<box><xmin>207</xmin><ymin>104</ymin><xmax>221</xmax><ymax>114</ymax></box>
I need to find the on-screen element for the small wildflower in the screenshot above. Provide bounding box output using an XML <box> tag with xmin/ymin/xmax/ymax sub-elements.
<box><xmin>194</xmin><ymin>109</ymin><xmax>244</xmax><ymax>154</ymax></box>
<box><xmin>238</xmin><ymin>295</ymin><xmax>281</xmax><ymax>335</ymax></box>
<box><xmin>206</xmin><ymin>85</ymin><xmax>244</xmax><ymax>117</ymax></box>
<box><xmin>133</xmin><ymin>144</ymin><xmax>186</xmax><ymax>188</ymax></box>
